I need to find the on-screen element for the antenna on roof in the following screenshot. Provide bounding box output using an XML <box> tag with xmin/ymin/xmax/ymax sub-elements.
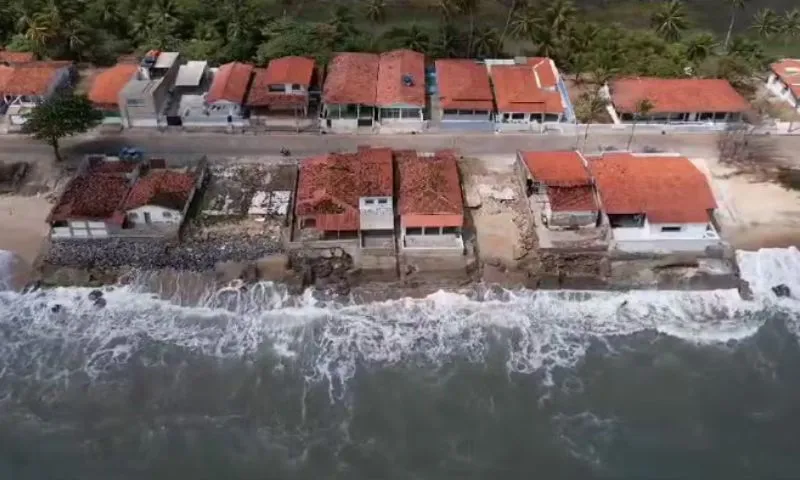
<box><xmin>402</xmin><ymin>74</ymin><xmax>414</xmax><ymax>87</ymax></box>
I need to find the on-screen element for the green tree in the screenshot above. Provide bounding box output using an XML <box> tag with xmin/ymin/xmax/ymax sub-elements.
<box><xmin>724</xmin><ymin>0</ymin><xmax>746</xmax><ymax>50</ymax></box>
<box><xmin>362</xmin><ymin>0</ymin><xmax>386</xmax><ymax>23</ymax></box>
<box><xmin>455</xmin><ymin>0</ymin><xmax>479</xmax><ymax>56</ymax></box>
<box><xmin>382</xmin><ymin>25</ymin><xmax>431</xmax><ymax>53</ymax></box>
<box><xmin>433</xmin><ymin>0</ymin><xmax>459</xmax><ymax>20</ymax></box>
<box><xmin>509</xmin><ymin>5</ymin><xmax>539</xmax><ymax>40</ymax></box>
<box><xmin>650</xmin><ymin>0</ymin><xmax>688</xmax><ymax>42</ymax></box>
<box><xmin>541</xmin><ymin>0</ymin><xmax>577</xmax><ymax>37</ymax></box>
<box><xmin>23</xmin><ymin>93</ymin><xmax>103</xmax><ymax>162</ymax></box>
<box><xmin>751</xmin><ymin>8</ymin><xmax>779</xmax><ymax>39</ymax></box>
<box><xmin>684</xmin><ymin>32</ymin><xmax>717</xmax><ymax>65</ymax></box>
<box><xmin>627</xmin><ymin>98</ymin><xmax>654</xmax><ymax>150</ymax></box>
<box><xmin>781</xmin><ymin>8</ymin><xmax>800</xmax><ymax>42</ymax></box>
<box><xmin>575</xmin><ymin>92</ymin><xmax>608</xmax><ymax>151</ymax></box>
<box><xmin>471</xmin><ymin>26</ymin><xmax>500</xmax><ymax>58</ymax></box>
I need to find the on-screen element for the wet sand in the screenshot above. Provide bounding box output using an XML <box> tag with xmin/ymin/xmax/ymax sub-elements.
<box><xmin>0</xmin><ymin>194</ymin><xmax>52</xmax><ymax>288</ymax></box>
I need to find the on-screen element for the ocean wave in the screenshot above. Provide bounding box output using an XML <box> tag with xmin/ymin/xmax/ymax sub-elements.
<box><xmin>0</xmin><ymin>248</ymin><xmax>797</xmax><ymax>392</ymax></box>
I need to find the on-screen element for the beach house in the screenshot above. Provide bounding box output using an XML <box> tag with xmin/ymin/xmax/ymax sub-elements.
<box><xmin>88</xmin><ymin>62</ymin><xmax>139</xmax><ymax>124</ymax></box>
<box><xmin>321</xmin><ymin>52</ymin><xmax>379</xmax><ymax>133</ymax></box>
<box><xmin>375</xmin><ymin>49</ymin><xmax>426</xmax><ymax>133</ymax></box>
<box><xmin>198</xmin><ymin>61</ymin><xmax>254</xmax><ymax>126</ymax></box>
<box><xmin>766</xmin><ymin>59</ymin><xmax>800</xmax><ymax>112</ymax></box>
<box><xmin>119</xmin><ymin>50</ymin><xmax>181</xmax><ymax>128</ymax></box>
<box><xmin>246</xmin><ymin>56</ymin><xmax>316</xmax><ymax>129</ymax></box>
<box><xmin>434</xmin><ymin>59</ymin><xmax>494</xmax><ymax>131</ymax></box>
<box><xmin>489</xmin><ymin>58</ymin><xmax>566</xmax><ymax>132</ymax></box>
<box><xmin>0</xmin><ymin>61</ymin><xmax>73</xmax><ymax>123</ymax></box>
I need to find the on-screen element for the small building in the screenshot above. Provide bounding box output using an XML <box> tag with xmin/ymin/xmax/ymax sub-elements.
<box><xmin>590</xmin><ymin>152</ymin><xmax>720</xmax><ymax>254</ymax></box>
<box><xmin>200</xmin><ymin>61</ymin><xmax>254</xmax><ymax>126</ymax></box>
<box><xmin>518</xmin><ymin>150</ymin><xmax>598</xmax><ymax>229</ymax></box>
<box><xmin>376</xmin><ymin>49</ymin><xmax>426</xmax><ymax>133</ymax></box>
<box><xmin>294</xmin><ymin>147</ymin><xmax>394</xmax><ymax>248</ymax></box>
<box><xmin>766</xmin><ymin>59</ymin><xmax>800</xmax><ymax>111</ymax></box>
<box><xmin>0</xmin><ymin>61</ymin><xmax>72</xmax><ymax>119</ymax></box>
<box><xmin>321</xmin><ymin>52</ymin><xmax>379</xmax><ymax>132</ymax></box>
<box><xmin>87</xmin><ymin>63</ymin><xmax>139</xmax><ymax>124</ymax></box>
<box><xmin>246</xmin><ymin>56</ymin><xmax>316</xmax><ymax>129</ymax></box>
<box><xmin>604</xmin><ymin>77</ymin><xmax>750</xmax><ymax>125</ymax></box>
<box><xmin>489</xmin><ymin>58</ymin><xmax>566</xmax><ymax>132</ymax></box>
<box><xmin>122</xmin><ymin>160</ymin><xmax>205</xmax><ymax>237</ymax></box>
<box><xmin>119</xmin><ymin>50</ymin><xmax>182</xmax><ymax>128</ymax></box>
<box><xmin>434</xmin><ymin>59</ymin><xmax>494</xmax><ymax>131</ymax></box>
<box><xmin>397</xmin><ymin>150</ymin><xmax>464</xmax><ymax>251</ymax></box>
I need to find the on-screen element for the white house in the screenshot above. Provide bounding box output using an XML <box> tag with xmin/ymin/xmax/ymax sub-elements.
<box><xmin>196</xmin><ymin>61</ymin><xmax>253</xmax><ymax>127</ymax></box>
<box><xmin>1</xmin><ymin>61</ymin><xmax>72</xmax><ymax>123</ymax></box>
<box><xmin>590</xmin><ymin>152</ymin><xmax>720</xmax><ymax>254</ymax></box>
<box><xmin>766</xmin><ymin>59</ymin><xmax>800</xmax><ymax>112</ymax></box>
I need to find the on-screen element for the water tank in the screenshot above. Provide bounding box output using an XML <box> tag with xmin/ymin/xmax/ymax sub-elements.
<box><xmin>402</xmin><ymin>74</ymin><xmax>414</xmax><ymax>87</ymax></box>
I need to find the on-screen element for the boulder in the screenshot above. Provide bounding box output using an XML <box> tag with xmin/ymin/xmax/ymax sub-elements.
<box><xmin>88</xmin><ymin>289</ymin><xmax>103</xmax><ymax>301</ymax></box>
<box><xmin>50</xmin><ymin>304</ymin><xmax>63</xmax><ymax>313</ymax></box>
<box><xmin>93</xmin><ymin>297</ymin><xmax>107</xmax><ymax>308</ymax></box>
<box><xmin>772</xmin><ymin>284</ymin><xmax>791</xmax><ymax>298</ymax></box>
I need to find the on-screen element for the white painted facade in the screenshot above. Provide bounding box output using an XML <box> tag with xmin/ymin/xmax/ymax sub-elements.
<box><xmin>611</xmin><ymin>217</ymin><xmax>721</xmax><ymax>253</ymax></box>
<box><xmin>50</xmin><ymin>220</ymin><xmax>111</xmax><ymax>239</ymax></box>
<box><xmin>359</xmin><ymin>196</ymin><xmax>394</xmax><ymax>230</ymax></box>
<box><xmin>766</xmin><ymin>71</ymin><xmax>800</xmax><ymax>111</ymax></box>
<box><xmin>127</xmin><ymin>205</ymin><xmax>182</xmax><ymax>225</ymax></box>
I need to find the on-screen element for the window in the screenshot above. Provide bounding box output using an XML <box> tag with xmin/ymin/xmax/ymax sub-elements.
<box><xmin>127</xmin><ymin>98</ymin><xmax>145</xmax><ymax>107</ymax></box>
<box><xmin>443</xmin><ymin>109</ymin><xmax>459</xmax><ymax>115</ymax></box>
<box><xmin>143</xmin><ymin>212</ymin><xmax>152</xmax><ymax>224</ymax></box>
<box><xmin>473</xmin><ymin>110</ymin><xmax>488</xmax><ymax>116</ymax></box>
<box><xmin>511</xmin><ymin>113</ymin><xmax>525</xmax><ymax>120</ymax></box>
<box><xmin>544</xmin><ymin>114</ymin><xmax>559</xmax><ymax>122</ymax></box>
<box><xmin>443</xmin><ymin>226</ymin><xmax>459</xmax><ymax>235</ymax></box>
<box><xmin>406</xmin><ymin>227</ymin><xmax>423</xmax><ymax>235</ymax></box>
<box><xmin>365</xmin><ymin>199</ymin><xmax>375</xmax><ymax>205</ymax></box>
<box><xmin>163</xmin><ymin>211</ymin><xmax>172</xmax><ymax>218</ymax></box>
<box><xmin>423</xmin><ymin>227</ymin><xmax>440</xmax><ymax>235</ymax></box>
<box><xmin>302</xmin><ymin>218</ymin><xmax>316</xmax><ymax>228</ymax></box>
<box><xmin>660</xmin><ymin>226</ymin><xmax>682</xmax><ymax>232</ymax></box>
<box><xmin>382</xmin><ymin>108</ymin><xmax>402</xmax><ymax>119</ymax></box>
<box><xmin>377</xmin><ymin>198</ymin><xmax>388</xmax><ymax>205</ymax></box>
<box><xmin>621</xmin><ymin>113</ymin><xmax>634</xmax><ymax>121</ymax></box>
<box><xmin>268</xmin><ymin>85</ymin><xmax>285</xmax><ymax>92</ymax></box>
<box><xmin>128</xmin><ymin>212</ymin><xmax>139</xmax><ymax>220</ymax></box>
<box><xmin>291</xmin><ymin>84</ymin><xmax>301</xmax><ymax>91</ymax></box>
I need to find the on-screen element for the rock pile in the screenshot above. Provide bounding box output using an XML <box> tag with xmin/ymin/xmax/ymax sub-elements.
<box><xmin>286</xmin><ymin>247</ymin><xmax>355</xmax><ymax>295</ymax></box>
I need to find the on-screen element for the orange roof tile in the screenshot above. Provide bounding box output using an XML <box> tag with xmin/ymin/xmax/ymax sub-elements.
<box><xmin>521</xmin><ymin>151</ymin><xmax>591</xmax><ymax>187</ymax></box>
<box><xmin>206</xmin><ymin>62</ymin><xmax>254</xmax><ymax>104</ymax></box>
<box><xmin>435</xmin><ymin>59</ymin><xmax>494</xmax><ymax>111</ymax></box>
<box><xmin>323</xmin><ymin>52</ymin><xmax>379</xmax><ymax>105</ymax></box>
<box><xmin>376</xmin><ymin>49</ymin><xmax>425</xmax><ymax>107</ymax></box>
<box><xmin>770</xmin><ymin>59</ymin><xmax>800</xmax><ymax>99</ymax></box>
<box><xmin>490</xmin><ymin>64</ymin><xmax>563</xmax><ymax>114</ymax></box>
<box><xmin>245</xmin><ymin>67</ymin><xmax>308</xmax><ymax>109</ymax></box>
<box><xmin>49</xmin><ymin>171</ymin><xmax>131</xmax><ymax>223</ymax></box>
<box><xmin>397</xmin><ymin>150</ymin><xmax>463</xmax><ymax>221</ymax></box>
<box><xmin>528</xmin><ymin>57</ymin><xmax>557</xmax><ymax>87</ymax></box>
<box><xmin>589</xmin><ymin>153</ymin><xmax>717</xmax><ymax>223</ymax></box>
<box><xmin>88</xmin><ymin>63</ymin><xmax>138</xmax><ymax>107</ymax></box>
<box><xmin>124</xmin><ymin>170</ymin><xmax>196</xmax><ymax>210</ymax></box>
<box><xmin>548</xmin><ymin>186</ymin><xmax>597</xmax><ymax>212</ymax></box>
<box><xmin>263</xmin><ymin>56</ymin><xmax>315</xmax><ymax>87</ymax></box>
<box><xmin>0</xmin><ymin>50</ymin><xmax>35</xmax><ymax>64</ymax></box>
<box><xmin>610</xmin><ymin>77</ymin><xmax>750</xmax><ymax>114</ymax></box>
<box><xmin>0</xmin><ymin>65</ymin><xmax>13</xmax><ymax>91</ymax></box>
<box><xmin>295</xmin><ymin>148</ymin><xmax>393</xmax><ymax>231</ymax></box>
<box><xmin>2</xmin><ymin>62</ymin><xmax>63</xmax><ymax>96</ymax></box>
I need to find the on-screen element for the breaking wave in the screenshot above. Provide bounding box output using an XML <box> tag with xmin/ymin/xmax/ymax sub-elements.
<box><xmin>0</xmin><ymin>248</ymin><xmax>798</xmax><ymax>395</ymax></box>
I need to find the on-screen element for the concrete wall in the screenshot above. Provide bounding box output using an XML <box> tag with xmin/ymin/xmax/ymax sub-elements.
<box><xmin>766</xmin><ymin>73</ymin><xmax>799</xmax><ymax>110</ymax></box>
<box><xmin>438</xmin><ymin>119</ymin><xmax>495</xmax><ymax>132</ymax></box>
<box><xmin>51</xmin><ymin>220</ymin><xmax>112</xmax><ymax>239</ymax></box>
<box><xmin>551</xmin><ymin>210</ymin><xmax>597</xmax><ymax>228</ymax></box>
<box><xmin>359</xmin><ymin>197</ymin><xmax>394</xmax><ymax>230</ymax></box>
<box><xmin>127</xmin><ymin>205</ymin><xmax>182</xmax><ymax>225</ymax></box>
<box><xmin>612</xmin><ymin>238</ymin><xmax>721</xmax><ymax>254</ymax></box>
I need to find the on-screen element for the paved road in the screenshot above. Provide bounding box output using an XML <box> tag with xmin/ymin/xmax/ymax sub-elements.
<box><xmin>0</xmin><ymin>130</ymin><xmax>798</xmax><ymax>163</ymax></box>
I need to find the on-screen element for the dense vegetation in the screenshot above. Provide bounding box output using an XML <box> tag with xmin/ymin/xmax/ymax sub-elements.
<box><xmin>0</xmin><ymin>0</ymin><xmax>797</xmax><ymax>85</ymax></box>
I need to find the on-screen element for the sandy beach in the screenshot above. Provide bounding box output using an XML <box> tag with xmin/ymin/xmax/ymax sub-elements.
<box><xmin>0</xmin><ymin>194</ymin><xmax>52</xmax><ymax>286</ymax></box>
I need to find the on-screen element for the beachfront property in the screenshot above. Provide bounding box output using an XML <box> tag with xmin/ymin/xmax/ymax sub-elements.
<box><xmin>375</xmin><ymin>50</ymin><xmax>426</xmax><ymax>133</ymax></box>
<box><xmin>87</xmin><ymin>62</ymin><xmax>139</xmax><ymax>125</ymax></box>
<box><xmin>589</xmin><ymin>152</ymin><xmax>720</xmax><ymax>254</ymax></box>
<box><xmin>293</xmin><ymin>147</ymin><xmax>395</xmax><ymax>248</ymax></box>
<box><xmin>602</xmin><ymin>78</ymin><xmax>750</xmax><ymax>125</ymax></box>
<box><xmin>195</xmin><ymin>61</ymin><xmax>254</xmax><ymax>126</ymax></box>
<box><xmin>396</xmin><ymin>150</ymin><xmax>464</xmax><ymax>252</ymax></box>
<box><xmin>119</xmin><ymin>50</ymin><xmax>181</xmax><ymax>128</ymax></box>
<box><xmin>517</xmin><ymin>150</ymin><xmax>598</xmax><ymax>229</ymax></box>
<box><xmin>321</xmin><ymin>52</ymin><xmax>379</xmax><ymax>133</ymax></box>
<box><xmin>766</xmin><ymin>59</ymin><xmax>800</xmax><ymax>112</ymax></box>
<box><xmin>48</xmin><ymin>155</ymin><xmax>206</xmax><ymax>239</ymax></box>
<box><xmin>487</xmin><ymin>57</ymin><xmax>569</xmax><ymax>132</ymax></box>
<box><xmin>0</xmin><ymin>61</ymin><xmax>73</xmax><ymax>124</ymax></box>
<box><xmin>434</xmin><ymin>59</ymin><xmax>495</xmax><ymax>131</ymax></box>
<box><xmin>246</xmin><ymin>56</ymin><xmax>316</xmax><ymax>129</ymax></box>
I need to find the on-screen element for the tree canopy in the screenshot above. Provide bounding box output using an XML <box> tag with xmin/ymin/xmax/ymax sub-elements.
<box><xmin>23</xmin><ymin>93</ymin><xmax>103</xmax><ymax>162</ymax></box>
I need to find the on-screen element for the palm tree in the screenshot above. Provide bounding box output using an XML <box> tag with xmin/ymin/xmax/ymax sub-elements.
<box><xmin>782</xmin><ymin>8</ymin><xmax>800</xmax><ymax>42</ymax></box>
<box><xmin>531</xmin><ymin>26</ymin><xmax>559</xmax><ymax>59</ymax></box>
<box><xmin>432</xmin><ymin>22</ymin><xmax>464</xmax><ymax>57</ymax></box>
<box><xmin>541</xmin><ymin>0</ymin><xmax>577</xmax><ymax>36</ymax></box>
<box><xmin>751</xmin><ymin>8</ymin><xmax>779</xmax><ymax>39</ymax></box>
<box><xmin>456</xmin><ymin>0</ymin><xmax>479</xmax><ymax>56</ymax></box>
<box><xmin>24</xmin><ymin>12</ymin><xmax>59</xmax><ymax>55</ymax></box>
<box><xmin>684</xmin><ymin>33</ymin><xmax>717</xmax><ymax>64</ymax></box>
<box><xmin>568</xmin><ymin>52</ymin><xmax>589</xmax><ymax>83</ymax></box>
<box><xmin>627</xmin><ymin>98</ymin><xmax>654</xmax><ymax>150</ymax></box>
<box><xmin>433</xmin><ymin>0</ymin><xmax>459</xmax><ymax>20</ymax></box>
<box><xmin>401</xmin><ymin>25</ymin><xmax>431</xmax><ymax>52</ymax></box>
<box><xmin>499</xmin><ymin>0</ymin><xmax>520</xmax><ymax>52</ymax></box>
<box><xmin>650</xmin><ymin>0</ymin><xmax>688</xmax><ymax>42</ymax></box>
<box><xmin>575</xmin><ymin>92</ymin><xmax>609</xmax><ymax>151</ymax></box>
<box><xmin>363</xmin><ymin>0</ymin><xmax>386</xmax><ymax>23</ymax></box>
<box><xmin>509</xmin><ymin>5</ymin><xmax>540</xmax><ymax>40</ymax></box>
<box><xmin>724</xmin><ymin>0</ymin><xmax>747</xmax><ymax>49</ymax></box>
<box><xmin>472</xmin><ymin>26</ymin><xmax>500</xmax><ymax>58</ymax></box>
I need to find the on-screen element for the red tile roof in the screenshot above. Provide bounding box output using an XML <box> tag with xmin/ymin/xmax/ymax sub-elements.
<box><xmin>206</xmin><ymin>62</ymin><xmax>254</xmax><ymax>104</ymax></box>
<box><xmin>245</xmin><ymin>67</ymin><xmax>308</xmax><ymax>109</ymax></box>
<box><xmin>323</xmin><ymin>52</ymin><xmax>379</xmax><ymax>105</ymax></box>
<box><xmin>771</xmin><ymin>58</ymin><xmax>800</xmax><ymax>99</ymax></box>
<box><xmin>527</xmin><ymin>57</ymin><xmax>557</xmax><ymax>87</ymax></box>
<box><xmin>49</xmin><ymin>173</ymin><xmax>130</xmax><ymax>223</ymax></box>
<box><xmin>376</xmin><ymin>49</ymin><xmax>425</xmax><ymax>107</ymax></box>
<box><xmin>490</xmin><ymin>63</ymin><xmax>563</xmax><ymax>114</ymax></box>
<box><xmin>435</xmin><ymin>59</ymin><xmax>494</xmax><ymax>111</ymax></box>
<box><xmin>548</xmin><ymin>186</ymin><xmax>597</xmax><ymax>212</ymax></box>
<box><xmin>0</xmin><ymin>65</ymin><xmax>13</xmax><ymax>91</ymax></box>
<box><xmin>263</xmin><ymin>56</ymin><xmax>315</xmax><ymax>87</ymax></box>
<box><xmin>521</xmin><ymin>151</ymin><xmax>591</xmax><ymax>187</ymax></box>
<box><xmin>88</xmin><ymin>63</ymin><xmax>138</xmax><ymax>107</ymax></box>
<box><xmin>397</xmin><ymin>150</ymin><xmax>463</xmax><ymax>223</ymax></box>
<box><xmin>0</xmin><ymin>50</ymin><xmax>35</xmax><ymax>64</ymax></box>
<box><xmin>124</xmin><ymin>169</ymin><xmax>196</xmax><ymax>210</ymax></box>
<box><xmin>589</xmin><ymin>153</ymin><xmax>717</xmax><ymax>223</ymax></box>
<box><xmin>295</xmin><ymin>148</ymin><xmax>393</xmax><ymax>231</ymax></box>
<box><xmin>610</xmin><ymin>77</ymin><xmax>750</xmax><ymax>114</ymax></box>
<box><xmin>1</xmin><ymin>62</ymin><xmax>63</xmax><ymax>96</ymax></box>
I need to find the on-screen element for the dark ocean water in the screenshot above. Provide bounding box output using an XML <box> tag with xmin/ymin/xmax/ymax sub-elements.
<box><xmin>1</xmin><ymin>249</ymin><xmax>800</xmax><ymax>480</ymax></box>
